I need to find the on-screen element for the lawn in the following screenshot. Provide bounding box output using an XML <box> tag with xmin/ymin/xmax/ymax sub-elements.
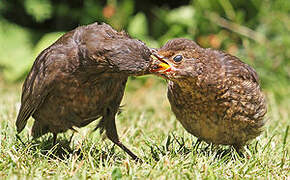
<box><xmin>0</xmin><ymin>76</ymin><xmax>289</xmax><ymax>179</ymax></box>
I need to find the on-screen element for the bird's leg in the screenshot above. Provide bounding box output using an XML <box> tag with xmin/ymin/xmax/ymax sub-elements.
<box><xmin>16</xmin><ymin>134</ymin><xmax>26</xmax><ymax>146</ymax></box>
<box><xmin>52</xmin><ymin>133</ymin><xmax>57</xmax><ymax>145</ymax></box>
<box><xmin>202</xmin><ymin>143</ymin><xmax>212</xmax><ymax>153</ymax></box>
<box><xmin>104</xmin><ymin>115</ymin><xmax>142</xmax><ymax>162</ymax></box>
<box><xmin>233</xmin><ymin>144</ymin><xmax>245</xmax><ymax>158</ymax></box>
<box><xmin>193</xmin><ymin>138</ymin><xmax>202</xmax><ymax>150</ymax></box>
<box><xmin>69</xmin><ymin>132</ymin><xmax>74</xmax><ymax>144</ymax></box>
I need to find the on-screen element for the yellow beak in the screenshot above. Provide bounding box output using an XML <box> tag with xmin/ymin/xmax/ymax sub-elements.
<box><xmin>150</xmin><ymin>54</ymin><xmax>171</xmax><ymax>73</ymax></box>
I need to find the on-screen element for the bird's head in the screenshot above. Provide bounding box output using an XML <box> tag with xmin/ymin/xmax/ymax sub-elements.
<box><xmin>105</xmin><ymin>38</ymin><xmax>153</xmax><ymax>76</ymax></box>
<box><xmin>84</xmin><ymin>23</ymin><xmax>153</xmax><ymax>76</ymax></box>
<box><xmin>149</xmin><ymin>38</ymin><xmax>205</xmax><ymax>81</ymax></box>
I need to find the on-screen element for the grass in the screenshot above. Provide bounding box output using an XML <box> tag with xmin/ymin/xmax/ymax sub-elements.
<box><xmin>0</xmin><ymin>76</ymin><xmax>289</xmax><ymax>179</ymax></box>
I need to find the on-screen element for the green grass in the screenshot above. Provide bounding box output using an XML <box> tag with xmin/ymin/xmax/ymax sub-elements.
<box><xmin>0</xmin><ymin>76</ymin><xmax>289</xmax><ymax>179</ymax></box>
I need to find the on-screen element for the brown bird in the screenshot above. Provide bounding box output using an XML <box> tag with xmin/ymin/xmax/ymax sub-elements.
<box><xmin>16</xmin><ymin>22</ymin><xmax>152</xmax><ymax>161</ymax></box>
<box><xmin>150</xmin><ymin>38</ymin><xmax>267</xmax><ymax>151</ymax></box>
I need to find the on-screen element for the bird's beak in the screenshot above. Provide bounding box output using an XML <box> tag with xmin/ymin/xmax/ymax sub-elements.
<box><xmin>150</xmin><ymin>53</ymin><xmax>172</xmax><ymax>73</ymax></box>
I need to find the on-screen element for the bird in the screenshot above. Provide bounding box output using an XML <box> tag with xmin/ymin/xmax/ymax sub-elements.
<box><xmin>16</xmin><ymin>22</ymin><xmax>152</xmax><ymax>161</ymax></box>
<box><xmin>149</xmin><ymin>38</ymin><xmax>267</xmax><ymax>151</ymax></box>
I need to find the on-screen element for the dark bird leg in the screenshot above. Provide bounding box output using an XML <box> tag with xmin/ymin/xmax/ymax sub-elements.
<box><xmin>202</xmin><ymin>143</ymin><xmax>212</xmax><ymax>154</ymax></box>
<box><xmin>68</xmin><ymin>127</ymin><xmax>78</xmax><ymax>145</ymax></box>
<box><xmin>52</xmin><ymin>133</ymin><xmax>57</xmax><ymax>145</ymax></box>
<box><xmin>16</xmin><ymin>134</ymin><xmax>26</xmax><ymax>146</ymax></box>
<box><xmin>104</xmin><ymin>115</ymin><xmax>141</xmax><ymax>162</ymax></box>
<box><xmin>69</xmin><ymin>132</ymin><xmax>75</xmax><ymax>144</ymax></box>
<box><xmin>233</xmin><ymin>144</ymin><xmax>241</xmax><ymax>152</ymax></box>
<box><xmin>193</xmin><ymin>138</ymin><xmax>202</xmax><ymax>150</ymax></box>
<box><xmin>233</xmin><ymin>144</ymin><xmax>245</xmax><ymax>158</ymax></box>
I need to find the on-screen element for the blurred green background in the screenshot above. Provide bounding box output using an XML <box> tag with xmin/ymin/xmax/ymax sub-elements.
<box><xmin>0</xmin><ymin>0</ymin><xmax>289</xmax><ymax>101</ymax></box>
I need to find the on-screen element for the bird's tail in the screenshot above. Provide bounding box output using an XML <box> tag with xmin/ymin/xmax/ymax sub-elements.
<box><xmin>16</xmin><ymin>103</ymin><xmax>34</xmax><ymax>133</ymax></box>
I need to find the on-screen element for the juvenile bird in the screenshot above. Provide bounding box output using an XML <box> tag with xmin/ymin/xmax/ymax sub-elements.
<box><xmin>150</xmin><ymin>38</ymin><xmax>267</xmax><ymax>151</ymax></box>
<box><xmin>16</xmin><ymin>22</ymin><xmax>152</xmax><ymax>161</ymax></box>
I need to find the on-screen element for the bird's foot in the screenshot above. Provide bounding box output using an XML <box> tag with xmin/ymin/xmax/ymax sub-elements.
<box><xmin>114</xmin><ymin>140</ymin><xmax>143</xmax><ymax>163</ymax></box>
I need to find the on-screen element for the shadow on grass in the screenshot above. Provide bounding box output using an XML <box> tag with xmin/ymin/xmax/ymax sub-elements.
<box><xmin>15</xmin><ymin>133</ymin><xmax>257</xmax><ymax>164</ymax></box>
<box><xmin>145</xmin><ymin>133</ymin><xmax>254</xmax><ymax>163</ymax></box>
<box><xmin>15</xmin><ymin>133</ymin><xmax>123</xmax><ymax>164</ymax></box>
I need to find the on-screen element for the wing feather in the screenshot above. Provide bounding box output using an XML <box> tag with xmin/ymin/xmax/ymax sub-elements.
<box><xmin>215</xmin><ymin>50</ymin><xmax>259</xmax><ymax>84</ymax></box>
<box><xmin>16</xmin><ymin>48</ymin><xmax>56</xmax><ymax>133</ymax></box>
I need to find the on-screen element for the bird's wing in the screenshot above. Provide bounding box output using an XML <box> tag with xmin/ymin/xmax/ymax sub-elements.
<box><xmin>217</xmin><ymin>50</ymin><xmax>259</xmax><ymax>83</ymax></box>
<box><xmin>16</xmin><ymin>48</ymin><xmax>57</xmax><ymax>133</ymax></box>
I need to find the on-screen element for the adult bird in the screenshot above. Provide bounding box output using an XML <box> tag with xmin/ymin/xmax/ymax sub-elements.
<box><xmin>150</xmin><ymin>38</ymin><xmax>267</xmax><ymax>151</ymax></box>
<box><xmin>16</xmin><ymin>22</ymin><xmax>152</xmax><ymax>161</ymax></box>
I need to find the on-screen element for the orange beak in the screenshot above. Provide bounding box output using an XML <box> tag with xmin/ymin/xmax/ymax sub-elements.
<box><xmin>150</xmin><ymin>53</ymin><xmax>171</xmax><ymax>73</ymax></box>
<box><xmin>158</xmin><ymin>62</ymin><xmax>171</xmax><ymax>71</ymax></box>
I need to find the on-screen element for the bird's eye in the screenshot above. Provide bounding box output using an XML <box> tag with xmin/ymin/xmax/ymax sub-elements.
<box><xmin>173</xmin><ymin>55</ymin><xmax>183</xmax><ymax>62</ymax></box>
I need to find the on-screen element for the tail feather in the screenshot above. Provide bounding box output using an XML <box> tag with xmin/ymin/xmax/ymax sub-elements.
<box><xmin>16</xmin><ymin>103</ymin><xmax>35</xmax><ymax>133</ymax></box>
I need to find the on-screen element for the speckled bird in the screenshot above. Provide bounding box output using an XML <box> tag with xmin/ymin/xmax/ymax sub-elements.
<box><xmin>150</xmin><ymin>38</ymin><xmax>267</xmax><ymax>150</ymax></box>
<box><xmin>16</xmin><ymin>22</ymin><xmax>152</xmax><ymax>161</ymax></box>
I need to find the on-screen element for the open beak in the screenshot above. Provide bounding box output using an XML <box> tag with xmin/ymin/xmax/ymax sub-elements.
<box><xmin>150</xmin><ymin>53</ymin><xmax>171</xmax><ymax>73</ymax></box>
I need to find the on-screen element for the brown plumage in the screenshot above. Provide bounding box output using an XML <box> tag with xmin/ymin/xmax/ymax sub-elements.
<box><xmin>16</xmin><ymin>22</ymin><xmax>152</xmax><ymax>161</ymax></box>
<box><xmin>150</xmin><ymin>38</ymin><xmax>267</xmax><ymax>150</ymax></box>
